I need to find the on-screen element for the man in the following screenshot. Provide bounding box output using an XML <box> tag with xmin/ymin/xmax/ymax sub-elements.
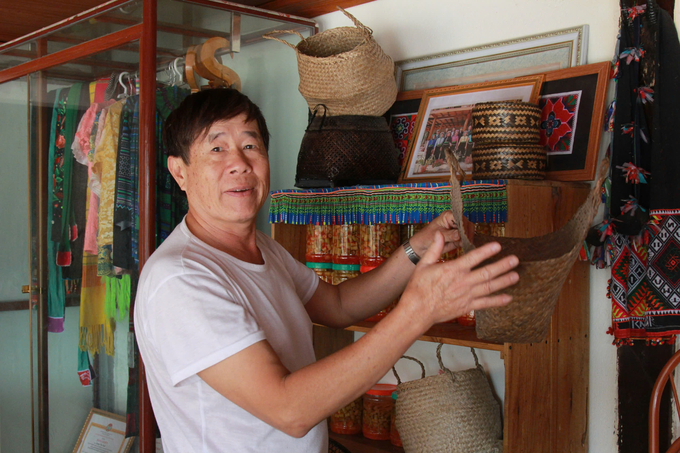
<box><xmin>134</xmin><ymin>89</ymin><xmax>519</xmax><ymax>452</ymax></box>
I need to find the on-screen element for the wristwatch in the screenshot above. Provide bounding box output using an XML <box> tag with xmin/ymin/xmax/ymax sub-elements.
<box><xmin>402</xmin><ymin>239</ymin><xmax>421</xmax><ymax>265</ymax></box>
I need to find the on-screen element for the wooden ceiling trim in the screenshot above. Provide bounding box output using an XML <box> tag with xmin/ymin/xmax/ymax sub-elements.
<box><xmin>260</xmin><ymin>0</ymin><xmax>375</xmax><ymax>17</ymax></box>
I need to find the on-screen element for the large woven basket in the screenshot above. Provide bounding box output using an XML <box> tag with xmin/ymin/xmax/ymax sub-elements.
<box><xmin>295</xmin><ymin>106</ymin><xmax>400</xmax><ymax>188</ymax></box>
<box><xmin>447</xmin><ymin>149</ymin><xmax>608</xmax><ymax>343</ymax></box>
<box><xmin>471</xmin><ymin>101</ymin><xmax>542</xmax><ymax>144</ymax></box>
<box><xmin>392</xmin><ymin>344</ymin><xmax>502</xmax><ymax>453</ymax></box>
<box><xmin>263</xmin><ymin>8</ymin><xmax>397</xmax><ymax>116</ymax></box>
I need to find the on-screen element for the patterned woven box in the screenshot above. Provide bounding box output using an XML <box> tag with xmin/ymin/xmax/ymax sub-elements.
<box><xmin>471</xmin><ymin>101</ymin><xmax>542</xmax><ymax>144</ymax></box>
<box><xmin>472</xmin><ymin>143</ymin><xmax>547</xmax><ymax>180</ymax></box>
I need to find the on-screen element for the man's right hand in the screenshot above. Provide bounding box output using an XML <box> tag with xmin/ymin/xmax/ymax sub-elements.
<box><xmin>397</xmin><ymin>231</ymin><xmax>519</xmax><ymax>328</ymax></box>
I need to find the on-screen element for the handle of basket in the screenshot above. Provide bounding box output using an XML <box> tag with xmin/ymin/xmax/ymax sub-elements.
<box><xmin>588</xmin><ymin>156</ymin><xmax>611</xmax><ymax>213</ymax></box>
<box><xmin>337</xmin><ymin>6</ymin><xmax>374</xmax><ymax>38</ymax></box>
<box><xmin>436</xmin><ymin>343</ymin><xmax>486</xmax><ymax>378</ymax></box>
<box><xmin>307</xmin><ymin>104</ymin><xmax>328</xmax><ymax>131</ymax></box>
<box><xmin>391</xmin><ymin>355</ymin><xmax>426</xmax><ymax>385</ymax></box>
<box><xmin>262</xmin><ymin>30</ymin><xmax>305</xmax><ymax>50</ymax></box>
<box><xmin>445</xmin><ymin>148</ymin><xmax>475</xmax><ymax>253</ymax></box>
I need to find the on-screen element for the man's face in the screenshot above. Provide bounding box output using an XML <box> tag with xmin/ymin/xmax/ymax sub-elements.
<box><xmin>169</xmin><ymin>113</ymin><xmax>270</xmax><ymax>230</ymax></box>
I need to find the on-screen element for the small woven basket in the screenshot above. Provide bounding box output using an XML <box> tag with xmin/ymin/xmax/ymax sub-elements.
<box><xmin>295</xmin><ymin>106</ymin><xmax>400</xmax><ymax>188</ymax></box>
<box><xmin>263</xmin><ymin>8</ymin><xmax>397</xmax><ymax>116</ymax></box>
<box><xmin>392</xmin><ymin>345</ymin><xmax>503</xmax><ymax>453</ymax></box>
<box><xmin>447</xmin><ymin>149</ymin><xmax>608</xmax><ymax>343</ymax></box>
<box><xmin>472</xmin><ymin>143</ymin><xmax>547</xmax><ymax>180</ymax></box>
<box><xmin>471</xmin><ymin>101</ymin><xmax>542</xmax><ymax>144</ymax></box>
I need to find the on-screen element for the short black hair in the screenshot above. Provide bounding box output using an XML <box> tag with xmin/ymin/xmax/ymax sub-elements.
<box><xmin>163</xmin><ymin>88</ymin><xmax>270</xmax><ymax>164</ymax></box>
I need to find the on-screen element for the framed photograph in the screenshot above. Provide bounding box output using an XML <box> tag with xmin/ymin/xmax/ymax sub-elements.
<box><xmin>396</xmin><ymin>26</ymin><xmax>588</xmax><ymax>92</ymax></box>
<box><xmin>399</xmin><ymin>75</ymin><xmax>544</xmax><ymax>183</ymax></box>
<box><xmin>539</xmin><ymin>61</ymin><xmax>610</xmax><ymax>181</ymax></box>
<box><xmin>73</xmin><ymin>408</ymin><xmax>134</xmax><ymax>453</ymax></box>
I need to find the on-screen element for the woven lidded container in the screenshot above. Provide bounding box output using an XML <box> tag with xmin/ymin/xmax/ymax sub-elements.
<box><xmin>263</xmin><ymin>8</ymin><xmax>397</xmax><ymax>117</ymax></box>
<box><xmin>295</xmin><ymin>110</ymin><xmax>400</xmax><ymax>188</ymax></box>
<box><xmin>471</xmin><ymin>101</ymin><xmax>542</xmax><ymax>144</ymax></box>
<box><xmin>393</xmin><ymin>346</ymin><xmax>502</xmax><ymax>453</ymax></box>
<box><xmin>447</xmin><ymin>150</ymin><xmax>608</xmax><ymax>343</ymax></box>
<box><xmin>472</xmin><ymin>143</ymin><xmax>547</xmax><ymax>180</ymax></box>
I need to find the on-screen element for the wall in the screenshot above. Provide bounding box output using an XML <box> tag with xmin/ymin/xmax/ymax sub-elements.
<box><xmin>312</xmin><ymin>0</ymin><xmax>623</xmax><ymax>451</ymax></box>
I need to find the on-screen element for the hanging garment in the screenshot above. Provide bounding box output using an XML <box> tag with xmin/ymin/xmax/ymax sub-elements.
<box><xmin>609</xmin><ymin>1</ymin><xmax>680</xmax><ymax>344</ymax></box>
<box><xmin>95</xmin><ymin>100</ymin><xmax>124</xmax><ymax>277</ymax></box>
<box><xmin>47</xmin><ymin>89</ymin><xmax>67</xmax><ymax>333</ymax></box>
<box><xmin>113</xmin><ymin>96</ymin><xmax>138</xmax><ymax>271</ymax></box>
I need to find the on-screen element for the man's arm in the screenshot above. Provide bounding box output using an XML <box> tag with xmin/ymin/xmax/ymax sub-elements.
<box><xmin>198</xmin><ymin>235</ymin><xmax>518</xmax><ymax>438</ymax></box>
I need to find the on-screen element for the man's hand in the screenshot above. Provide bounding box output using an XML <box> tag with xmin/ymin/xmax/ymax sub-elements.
<box><xmin>408</xmin><ymin>211</ymin><xmax>475</xmax><ymax>259</ymax></box>
<box><xmin>397</xmin><ymin>231</ymin><xmax>519</xmax><ymax>327</ymax></box>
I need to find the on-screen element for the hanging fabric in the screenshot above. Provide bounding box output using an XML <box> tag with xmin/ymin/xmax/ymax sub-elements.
<box><xmin>608</xmin><ymin>0</ymin><xmax>680</xmax><ymax>345</ymax></box>
<box><xmin>47</xmin><ymin>88</ymin><xmax>68</xmax><ymax>333</ymax></box>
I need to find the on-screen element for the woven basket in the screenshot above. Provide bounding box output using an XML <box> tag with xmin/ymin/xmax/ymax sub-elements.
<box><xmin>263</xmin><ymin>8</ymin><xmax>397</xmax><ymax>116</ymax></box>
<box><xmin>472</xmin><ymin>143</ymin><xmax>547</xmax><ymax>180</ymax></box>
<box><xmin>471</xmin><ymin>101</ymin><xmax>542</xmax><ymax>144</ymax></box>
<box><xmin>295</xmin><ymin>106</ymin><xmax>400</xmax><ymax>188</ymax></box>
<box><xmin>447</xmin><ymin>150</ymin><xmax>608</xmax><ymax>343</ymax></box>
<box><xmin>392</xmin><ymin>344</ymin><xmax>502</xmax><ymax>453</ymax></box>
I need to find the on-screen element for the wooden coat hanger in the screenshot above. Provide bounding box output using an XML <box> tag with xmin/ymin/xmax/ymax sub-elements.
<box><xmin>194</xmin><ymin>37</ymin><xmax>242</xmax><ymax>91</ymax></box>
<box><xmin>184</xmin><ymin>46</ymin><xmax>200</xmax><ymax>93</ymax></box>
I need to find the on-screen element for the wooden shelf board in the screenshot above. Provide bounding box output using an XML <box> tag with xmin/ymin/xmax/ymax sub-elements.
<box><xmin>341</xmin><ymin>321</ymin><xmax>505</xmax><ymax>352</ymax></box>
<box><xmin>330</xmin><ymin>432</ymin><xmax>404</xmax><ymax>453</ymax></box>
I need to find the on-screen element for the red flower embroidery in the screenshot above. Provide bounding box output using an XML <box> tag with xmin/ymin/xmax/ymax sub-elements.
<box><xmin>540</xmin><ymin>97</ymin><xmax>575</xmax><ymax>151</ymax></box>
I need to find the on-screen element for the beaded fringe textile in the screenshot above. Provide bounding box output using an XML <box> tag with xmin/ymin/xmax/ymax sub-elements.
<box><xmin>269</xmin><ymin>181</ymin><xmax>507</xmax><ymax>225</ymax></box>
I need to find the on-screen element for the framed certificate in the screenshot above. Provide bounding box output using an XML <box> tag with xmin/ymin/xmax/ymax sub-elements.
<box><xmin>73</xmin><ymin>408</ymin><xmax>134</xmax><ymax>453</ymax></box>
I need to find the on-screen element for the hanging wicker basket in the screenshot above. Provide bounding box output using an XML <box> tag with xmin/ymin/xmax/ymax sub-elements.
<box><xmin>263</xmin><ymin>7</ymin><xmax>397</xmax><ymax>116</ymax></box>
<box><xmin>392</xmin><ymin>345</ymin><xmax>503</xmax><ymax>453</ymax></box>
<box><xmin>447</xmin><ymin>149</ymin><xmax>608</xmax><ymax>343</ymax></box>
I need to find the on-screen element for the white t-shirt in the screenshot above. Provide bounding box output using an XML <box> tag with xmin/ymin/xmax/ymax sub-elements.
<box><xmin>134</xmin><ymin>219</ymin><xmax>326</xmax><ymax>453</ymax></box>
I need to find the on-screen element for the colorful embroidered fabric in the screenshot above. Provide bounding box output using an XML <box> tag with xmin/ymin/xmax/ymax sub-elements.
<box><xmin>47</xmin><ymin>89</ymin><xmax>68</xmax><ymax>333</ymax></box>
<box><xmin>269</xmin><ymin>181</ymin><xmax>507</xmax><ymax>225</ymax></box>
<box><xmin>539</xmin><ymin>92</ymin><xmax>579</xmax><ymax>155</ymax></box>
<box><xmin>388</xmin><ymin>113</ymin><xmax>417</xmax><ymax>168</ymax></box>
<box><xmin>606</xmin><ymin>1</ymin><xmax>680</xmax><ymax>344</ymax></box>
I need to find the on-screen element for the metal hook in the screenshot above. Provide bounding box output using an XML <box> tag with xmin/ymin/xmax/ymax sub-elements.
<box><xmin>118</xmin><ymin>71</ymin><xmax>130</xmax><ymax>99</ymax></box>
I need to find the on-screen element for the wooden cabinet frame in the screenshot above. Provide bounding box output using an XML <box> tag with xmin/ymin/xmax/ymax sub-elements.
<box><xmin>272</xmin><ymin>179</ymin><xmax>591</xmax><ymax>453</ymax></box>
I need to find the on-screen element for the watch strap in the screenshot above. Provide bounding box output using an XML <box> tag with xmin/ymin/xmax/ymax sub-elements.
<box><xmin>403</xmin><ymin>239</ymin><xmax>421</xmax><ymax>265</ymax></box>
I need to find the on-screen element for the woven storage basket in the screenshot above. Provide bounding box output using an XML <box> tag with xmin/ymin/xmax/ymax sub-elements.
<box><xmin>447</xmin><ymin>149</ymin><xmax>608</xmax><ymax>343</ymax></box>
<box><xmin>392</xmin><ymin>344</ymin><xmax>502</xmax><ymax>453</ymax></box>
<box><xmin>472</xmin><ymin>143</ymin><xmax>547</xmax><ymax>180</ymax></box>
<box><xmin>295</xmin><ymin>106</ymin><xmax>400</xmax><ymax>188</ymax></box>
<box><xmin>471</xmin><ymin>101</ymin><xmax>542</xmax><ymax>144</ymax></box>
<box><xmin>263</xmin><ymin>8</ymin><xmax>397</xmax><ymax>116</ymax></box>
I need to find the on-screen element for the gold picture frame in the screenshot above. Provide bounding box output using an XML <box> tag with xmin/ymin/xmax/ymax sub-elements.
<box><xmin>73</xmin><ymin>408</ymin><xmax>134</xmax><ymax>453</ymax></box>
<box><xmin>399</xmin><ymin>75</ymin><xmax>544</xmax><ymax>183</ymax></box>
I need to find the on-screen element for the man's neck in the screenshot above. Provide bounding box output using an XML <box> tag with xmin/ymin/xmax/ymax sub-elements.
<box><xmin>184</xmin><ymin>212</ymin><xmax>264</xmax><ymax>264</ymax></box>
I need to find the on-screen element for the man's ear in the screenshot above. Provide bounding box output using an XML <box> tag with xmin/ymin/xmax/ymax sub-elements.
<box><xmin>167</xmin><ymin>156</ymin><xmax>188</xmax><ymax>191</ymax></box>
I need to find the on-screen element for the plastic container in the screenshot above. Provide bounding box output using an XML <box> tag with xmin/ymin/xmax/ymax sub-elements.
<box><xmin>360</xmin><ymin>263</ymin><xmax>396</xmax><ymax>322</ymax></box>
<box><xmin>390</xmin><ymin>391</ymin><xmax>402</xmax><ymax>447</ymax></box>
<box><xmin>332</xmin><ymin>264</ymin><xmax>361</xmax><ymax>285</ymax></box>
<box><xmin>333</xmin><ymin>224</ymin><xmax>361</xmax><ymax>265</ymax></box>
<box><xmin>330</xmin><ymin>396</ymin><xmax>363</xmax><ymax>435</ymax></box>
<box><xmin>363</xmin><ymin>383</ymin><xmax>397</xmax><ymax>440</ymax></box>
<box><xmin>305</xmin><ymin>224</ymin><xmax>333</xmax><ymax>263</ymax></box>
<box><xmin>400</xmin><ymin>223</ymin><xmax>426</xmax><ymax>240</ymax></box>
<box><xmin>457</xmin><ymin>310</ymin><xmax>476</xmax><ymax>327</ymax></box>
<box><xmin>359</xmin><ymin>223</ymin><xmax>400</xmax><ymax>266</ymax></box>
<box><xmin>306</xmin><ymin>262</ymin><xmax>333</xmax><ymax>284</ymax></box>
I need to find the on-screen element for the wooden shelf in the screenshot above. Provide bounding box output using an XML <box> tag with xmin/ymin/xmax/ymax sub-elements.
<box><xmin>330</xmin><ymin>432</ymin><xmax>403</xmax><ymax>453</ymax></box>
<box><xmin>345</xmin><ymin>321</ymin><xmax>504</xmax><ymax>352</ymax></box>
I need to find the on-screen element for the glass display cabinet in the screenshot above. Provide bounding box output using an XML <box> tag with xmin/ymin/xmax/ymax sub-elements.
<box><xmin>0</xmin><ymin>1</ymin><xmax>315</xmax><ymax>451</ymax></box>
